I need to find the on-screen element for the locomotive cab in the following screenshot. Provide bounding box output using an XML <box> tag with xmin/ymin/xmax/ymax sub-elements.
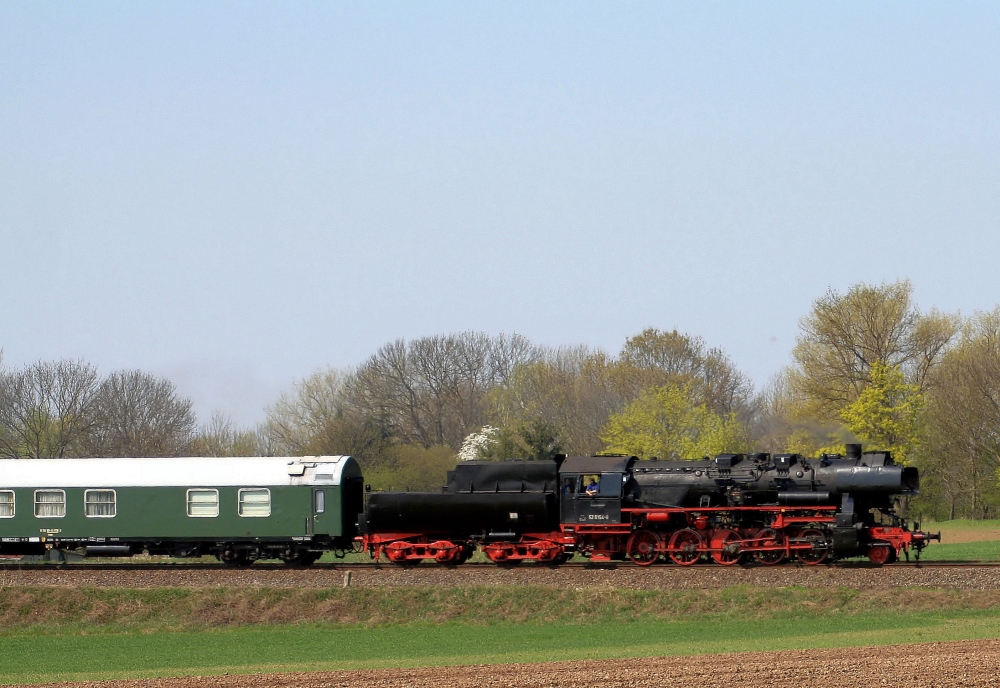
<box><xmin>558</xmin><ymin>456</ymin><xmax>636</xmax><ymax>525</ymax></box>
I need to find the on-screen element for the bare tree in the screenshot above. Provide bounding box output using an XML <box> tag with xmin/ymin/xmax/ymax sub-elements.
<box><xmin>348</xmin><ymin>332</ymin><xmax>539</xmax><ymax>450</ymax></box>
<box><xmin>265</xmin><ymin>368</ymin><xmax>395</xmax><ymax>467</ymax></box>
<box><xmin>266</xmin><ymin>368</ymin><xmax>350</xmax><ymax>454</ymax></box>
<box><xmin>0</xmin><ymin>360</ymin><xmax>101</xmax><ymax>458</ymax></box>
<box><xmin>490</xmin><ymin>346</ymin><xmax>624</xmax><ymax>455</ymax></box>
<box><xmin>83</xmin><ymin>370</ymin><xmax>196</xmax><ymax>457</ymax></box>
<box><xmin>919</xmin><ymin>310</ymin><xmax>1000</xmax><ymax>518</ymax></box>
<box><xmin>190</xmin><ymin>412</ymin><xmax>269</xmax><ymax>457</ymax></box>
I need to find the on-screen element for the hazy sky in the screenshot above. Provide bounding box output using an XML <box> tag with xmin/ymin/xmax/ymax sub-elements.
<box><xmin>3</xmin><ymin>3</ymin><xmax>999</xmax><ymax>426</ymax></box>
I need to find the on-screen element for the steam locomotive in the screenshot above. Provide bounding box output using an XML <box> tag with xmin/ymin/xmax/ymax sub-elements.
<box><xmin>359</xmin><ymin>445</ymin><xmax>939</xmax><ymax>566</ymax></box>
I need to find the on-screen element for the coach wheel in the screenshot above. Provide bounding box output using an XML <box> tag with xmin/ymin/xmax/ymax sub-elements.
<box><xmin>281</xmin><ymin>550</ymin><xmax>319</xmax><ymax>568</ymax></box>
<box><xmin>868</xmin><ymin>543</ymin><xmax>897</xmax><ymax>566</ymax></box>
<box><xmin>795</xmin><ymin>528</ymin><xmax>829</xmax><ymax>565</ymax></box>
<box><xmin>627</xmin><ymin>530</ymin><xmax>661</xmax><ymax>567</ymax></box>
<box><xmin>753</xmin><ymin>528</ymin><xmax>786</xmax><ymax>566</ymax></box>
<box><xmin>710</xmin><ymin>529</ymin><xmax>743</xmax><ymax>566</ymax></box>
<box><xmin>219</xmin><ymin>550</ymin><xmax>253</xmax><ymax>568</ymax></box>
<box><xmin>667</xmin><ymin>528</ymin><xmax>704</xmax><ymax>566</ymax></box>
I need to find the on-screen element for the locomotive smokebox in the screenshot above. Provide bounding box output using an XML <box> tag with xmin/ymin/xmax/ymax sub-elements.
<box><xmin>824</xmin><ymin>464</ymin><xmax>919</xmax><ymax>494</ymax></box>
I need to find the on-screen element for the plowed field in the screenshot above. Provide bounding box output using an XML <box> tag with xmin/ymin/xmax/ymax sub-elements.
<box><xmin>38</xmin><ymin>639</ymin><xmax>1000</xmax><ymax>688</ymax></box>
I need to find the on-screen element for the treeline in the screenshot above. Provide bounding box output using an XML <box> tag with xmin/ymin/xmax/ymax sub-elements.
<box><xmin>3</xmin><ymin>279</ymin><xmax>1000</xmax><ymax>519</ymax></box>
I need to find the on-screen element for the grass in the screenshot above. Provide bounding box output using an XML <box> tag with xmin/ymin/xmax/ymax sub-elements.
<box><xmin>6</xmin><ymin>585</ymin><xmax>1000</xmax><ymax>632</ymax></box>
<box><xmin>927</xmin><ymin>518</ymin><xmax>1000</xmax><ymax>532</ymax></box>
<box><xmin>917</xmin><ymin>540</ymin><xmax>1000</xmax><ymax>561</ymax></box>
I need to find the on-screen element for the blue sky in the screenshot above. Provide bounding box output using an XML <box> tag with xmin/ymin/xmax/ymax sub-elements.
<box><xmin>2</xmin><ymin>2</ymin><xmax>999</xmax><ymax>425</ymax></box>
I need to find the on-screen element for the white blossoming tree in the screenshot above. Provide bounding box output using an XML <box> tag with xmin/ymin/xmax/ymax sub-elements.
<box><xmin>458</xmin><ymin>425</ymin><xmax>498</xmax><ymax>461</ymax></box>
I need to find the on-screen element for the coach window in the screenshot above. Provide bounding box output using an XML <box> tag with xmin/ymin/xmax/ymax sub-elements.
<box><xmin>85</xmin><ymin>489</ymin><xmax>116</xmax><ymax>518</ymax></box>
<box><xmin>238</xmin><ymin>488</ymin><xmax>270</xmax><ymax>517</ymax></box>
<box><xmin>0</xmin><ymin>491</ymin><xmax>13</xmax><ymax>518</ymax></box>
<box><xmin>186</xmin><ymin>489</ymin><xmax>219</xmax><ymax>517</ymax></box>
<box><xmin>314</xmin><ymin>489</ymin><xmax>325</xmax><ymax>514</ymax></box>
<box><xmin>34</xmin><ymin>490</ymin><xmax>66</xmax><ymax>518</ymax></box>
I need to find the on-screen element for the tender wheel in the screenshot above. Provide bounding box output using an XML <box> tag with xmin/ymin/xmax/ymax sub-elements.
<box><xmin>753</xmin><ymin>528</ymin><xmax>786</xmax><ymax>565</ymax></box>
<box><xmin>385</xmin><ymin>541</ymin><xmax>418</xmax><ymax>566</ymax></box>
<box><xmin>550</xmin><ymin>551</ymin><xmax>572</xmax><ymax>566</ymax></box>
<box><xmin>710</xmin><ymin>529</ymin><xmax>743</xmax><ymax>566</ymax></box>
<box><xmin>667</xmin><ymin>528</ymin><xmax>704</xmax><ymax>566</ymax></box>
<box><xmin>795</xmin><ymin>528</ymin><xmax>829</xmax><ymax>565</ymax></box>
<box><xmin>627</xmin><ymin>530</ymin><xmax>661</xmax><ymax>567</ymax></box>
<box><xmin>453</xmin><ymin>544</ymin><xmax>474</xmax><ymax>565</ymax></box>
<box><xmin>430</xmin><ymin>540</ymin><xmax>461</xmax><ymax>564</ymax></box>
<box><xmin>868</xmin><ymin>543</ymin><xmax>897</xmax><ymax>565</ymax></box>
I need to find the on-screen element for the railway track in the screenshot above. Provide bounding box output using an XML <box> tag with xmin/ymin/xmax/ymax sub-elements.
<box><xmin>0</xmin><ymin>559</ymin><xmax>996</xmax><ymax>571</ymax></box>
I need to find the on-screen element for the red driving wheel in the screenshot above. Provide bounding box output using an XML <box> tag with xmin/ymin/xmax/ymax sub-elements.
<box><xmin>667</xmin><ymin>528</ymin><xmax>704</xmax><ymax>566</ymax></box>
<box><xmin>710</xmin><ymin>529</ymin><xmax>743</xmax><ymax>566</ymax></box>
<box><xmin>627</xmin><ymin>529</ymin><xmax>661</xmax><ymax>566</ymax></box>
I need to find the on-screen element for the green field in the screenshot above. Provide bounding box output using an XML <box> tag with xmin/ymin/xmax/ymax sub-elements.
<box><xmin>2</xmin><ymin>585</ymin><xmax>1000</xmax><ymax>684</ymax></box>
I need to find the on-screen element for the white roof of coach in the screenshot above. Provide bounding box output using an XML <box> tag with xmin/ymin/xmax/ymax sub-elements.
<box><xmin>0</xmin><ymin>456</ymin><xmax>356</xmax><ymax>489</ymax></box>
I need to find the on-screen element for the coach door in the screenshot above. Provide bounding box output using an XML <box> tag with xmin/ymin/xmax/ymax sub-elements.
<box><xmin>310</xmin><ymin>489</ymin><xmax>326</xmax><ymax>536</ymax></box>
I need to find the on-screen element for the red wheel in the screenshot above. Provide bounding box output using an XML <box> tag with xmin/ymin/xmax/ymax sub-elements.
<box><xmin>753</xmin><ymin>528</ymin><xmax>786</xmax><ymax>565</ymax></box>
<box><xmin>627</xmin><ymin>530</ymin><xmax>661</xmax><ymax>566</ymax></box>
<box><xmin>795</xmin><ymin>528</ymin><xmax>829</xmax><ymax>565</ymax></box>
<box><xmin>532</xmin><ymin>542</ymin><xmax>563</xmax><ymax>564</ymax></box>
<box><xmin>384</xmin><ymin>541</ymin><xmax>417</xmax><ymax>566</ymax></box>
<box><xmin>667</xmin><ymin>528</ymin><xmax>703</xmax><ymax>566</ymax></box>
<box><xmin>483</xmin><ymin>543</ymin><xmax>517</xmax><ymax>565</ymax></box>
<box><xmin>710</xmin><ymin>529</ymin><xmax>743</xmax><ymax>566</ymax></box>
<box><xmin>868</xmin><ymin>543</ymin><xmax>896</xmax><ymax>565</ymax></box>
<box><xmin>430</xmin><ymin>540</ymin><xmax>459</xmax><ymax>564</ymax></box>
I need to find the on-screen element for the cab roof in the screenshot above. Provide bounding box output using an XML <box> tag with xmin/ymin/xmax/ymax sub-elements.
<box><xmin>559</xmin><ymin>455</ymin><xmax>635</xmax><ymax>474</ymax></box>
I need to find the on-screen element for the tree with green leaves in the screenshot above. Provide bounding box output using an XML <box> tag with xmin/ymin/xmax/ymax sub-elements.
<box><xmin>835</xmin><ymin>361</ymin><xmax>923</xmax><ymax>465</ymax></box>
<box><xmin>616</xmin><ymin>328</ymin><xmax>753</xmax><ymax>415</ymax></box>
<box><xmin>600</xmin><ymin>383</ymin><xmax>749</xmax><ymax>460</ymax></box>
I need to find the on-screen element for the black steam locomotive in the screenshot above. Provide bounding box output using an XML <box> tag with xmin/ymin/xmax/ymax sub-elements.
<box><xmin>359</xmin><ymin>445</ymin><xmax>938</xmax><ymax>566</ymax></box>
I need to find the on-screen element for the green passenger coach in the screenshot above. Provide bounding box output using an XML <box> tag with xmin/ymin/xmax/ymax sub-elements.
<box><xmin>0</xmin><ymin>456</ymin><xmax>364</xmax><ymax>566</ymax></box>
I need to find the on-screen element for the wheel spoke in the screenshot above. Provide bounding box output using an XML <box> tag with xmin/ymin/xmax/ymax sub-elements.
<box><xmin>667</xmin><ymin>528</ymin><xmax>703</xmax><ymax>566</ymax></box>
<box><xmin>753</xmin><ymin>528</ymin><xmax>785</xmax><ymax>565</ymax></box>
<box><xmin>627</xmin><ymin>529</ymin><xmax>661</xmax><ymax>566</ymax></box>
<box><xmin>795</xmin><ymin>528</ymin><xmax>829</xmax><ymax>565</ymax></box>
<box><xmin>710</xmin><ymin>529</ymin><xmax>743</xmax><ymax>566</ymax></box>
